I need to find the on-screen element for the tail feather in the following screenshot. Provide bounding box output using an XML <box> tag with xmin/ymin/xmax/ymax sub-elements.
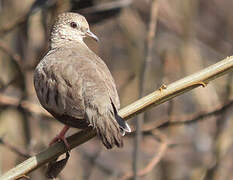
<box><xmin>95</xmin><ymin>116</ymin><xmax>123</xmax><ymax>149</ymax></box>
<box><xmin>86</xmin><ymin>100</ymin><xmax>131</xmax><ymax>149</ymax></box>
<box><xmin>115</xmin><ymin>113</ymin><xmax>131</xmax><ymax>135</ymax></box>
<box><xmin>86</xmin><ymin>106</ymin><xmax>123</xmax><ymax>149</ymax></box>
<box><xmin>112</xmin><ymin>102</ymin><xmax>131</xmax><ymax>135</ymax></box>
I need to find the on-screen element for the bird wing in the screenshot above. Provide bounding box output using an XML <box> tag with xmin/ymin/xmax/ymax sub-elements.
<box><xmin>34</xmin><ymin>45</ymin><xmax>120</xmax><ymax>127</ymax></box>
<box><xmin>34</xmin><ymin>44</ymin><xmax>126</xmax><ymax>148</ymax></box>
<box><xmin>34</xmin><ymin>48</ymin><xmax>86</xmax><ymax>123</ymax></box>
<box><xmin>74</xmin><ymin>50</ymin><xmax>123</xmax><ymax>148</ymax></box>
<box><xmin>90</xmin><ymin>53</ymin><xmax>121</xmax><ymax>109</ymax></box>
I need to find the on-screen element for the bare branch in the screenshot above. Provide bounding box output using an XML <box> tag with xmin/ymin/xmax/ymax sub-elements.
<box><xmin>0</xmin><ymin>136</ymin><xmax>31</xmax><ymax>158</ymax></box>
<box><xmin>0</xmin><ymin>93</ymin><xmax>51</xmax><ymax>118</ymax></box>
<box><xmin>161</xmin><ymin>100</ymin><xmax>233</xmax><ymax>127</ymax></box>
<box><xmin>0</xmin><ymin>40</ymin><xmax>22</xmax><ymax>66</ymax></box>
<box><xmin>0</xmin><ymin>15</ymin><xmax>27</xmax><ymax>36</ymax></box>
<box><xmin>133</xmin><ymin>0</ymin><xmax>159</xmax><ymax>178</ymax></box>
<box><xmin>78</xmin><ymin>0</ymin><xmax>132</xmax><ymax>14</ymax></box>
<box><xmin>134</xmin><ymin>99</ymin><xmax>233</xmax><ymax>134</ymax></box>
<box><xmin>120</xmin><ymin>130</ymin><xmax>168</xmax><ymax>180</ymax></box>
<box><xmin>1</xmin><ymin>56</ymin><xmax>233</xmax><ymax>179</ymax></box>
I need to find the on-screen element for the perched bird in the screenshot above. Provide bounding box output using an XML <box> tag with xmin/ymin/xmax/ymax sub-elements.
<box><xmin>34</xmin><ymin>12</ymin><xmax>131</xmax><ymax>149</ymax></box>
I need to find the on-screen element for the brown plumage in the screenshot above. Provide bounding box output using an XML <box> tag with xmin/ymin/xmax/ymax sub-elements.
<box><xmin>34</xmin><ymin>12</ymin><xmax>131</xmax><ymax>149</ymax></box>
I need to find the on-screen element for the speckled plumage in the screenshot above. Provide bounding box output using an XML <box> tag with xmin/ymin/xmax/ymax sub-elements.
<box><xmin>34</xmin><ymin>12</ymin><xmax>130</xmax><ymax>149</ymax></box>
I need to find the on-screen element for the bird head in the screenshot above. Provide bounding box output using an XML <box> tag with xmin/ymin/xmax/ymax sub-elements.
<box><xmin>51</xmin><ymin>12</ymin><xmax>99</xmax><ymax>48</ymax></box>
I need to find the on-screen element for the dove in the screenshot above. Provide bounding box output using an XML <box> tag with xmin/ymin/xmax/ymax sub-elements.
<box><xmin>34</xmin><ymin>12</ymin><xmax>131</xmax><ymax>149</ymax></box>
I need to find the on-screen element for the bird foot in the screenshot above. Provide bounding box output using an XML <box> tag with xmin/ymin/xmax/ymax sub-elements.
<box><xmin>49</xmin><ymin>135</ymin><xmax>70</xmax><ymax>150</ymax></box>
<box><xmin>49</xmin><ymin>126</ymin><xmax>70</xmax><ymax>150</ymax></box>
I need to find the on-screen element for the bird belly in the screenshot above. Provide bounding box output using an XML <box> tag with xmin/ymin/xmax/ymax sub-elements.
<box><xmin>49</xmin><ymin>110</ymin><xmax>89</xmax><ymax>129</ymax></box>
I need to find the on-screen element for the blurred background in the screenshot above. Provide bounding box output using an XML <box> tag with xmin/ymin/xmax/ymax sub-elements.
<box><xmin>0</xmin><ymin>0</ymin><xmax>233</xmax><ymax>179</ymax></box>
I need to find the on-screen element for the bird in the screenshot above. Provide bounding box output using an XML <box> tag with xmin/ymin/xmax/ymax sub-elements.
<box><xmin>34</xmin><ymin>12</ymin><xmax>131</xmax><ymax>149</ymax></box>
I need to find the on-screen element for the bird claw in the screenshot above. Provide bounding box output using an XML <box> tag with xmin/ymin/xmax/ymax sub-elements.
<box><xmin>49</xmin><ymin>135</ymin><xmax>70</xmax><ymax>150</ymax></box>
<box><xmin>49</xmin><ymin>126</ymin><xmax>70</xmax><ymax>150</ymax></box>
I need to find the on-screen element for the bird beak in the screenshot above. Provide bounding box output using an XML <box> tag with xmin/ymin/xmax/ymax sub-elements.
<box><xmin>86</xmin><ymin>30</ymin><xmax>99</xmax><ymax>42</ymax></box>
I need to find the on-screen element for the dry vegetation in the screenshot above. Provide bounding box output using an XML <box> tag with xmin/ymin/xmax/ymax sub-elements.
<box><xmin>1</xmin><ymin>0</ymin><xmax>233</xmax><ymax>180</ymax></box>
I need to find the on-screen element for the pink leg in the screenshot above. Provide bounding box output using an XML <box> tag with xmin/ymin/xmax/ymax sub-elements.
<box><xmin>49</xmin><ymin>125</ymin><xmax>70</xmax><ymax>149</ymax></box>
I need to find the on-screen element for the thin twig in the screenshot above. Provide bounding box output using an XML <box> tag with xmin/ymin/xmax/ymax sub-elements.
<box><xmin>0</xmin><ymin>15</ymin><xmax>27</xmax><ymax>36</ymax></box>
<box><xmin>130</xmin><ymin>100</ymin><xmax>233</xmax><ymax>133</ymax></box>
<box><xmin>79</xmin><ymin>149</ymin><xmax>117</xmax><ymax>176</ymax></box>
<box><xmin>120</xmin><ymin>130</ymin><xmax>168</xmax><ymax>180</ymax></box>
<box><xmin>0</xmin><ymin>136</ymin><xmax>31</xmax><ymax>158</ymax></box>
<box><xmin>159</xmin><ymin>100</ymin><xmax>233</xmax><ymax>128</ymax></box>
<box><xmin>78</xmin><ymin>0</ymin><xmax>132</xmax><ymax>14</ymax></box>
<box><xmin>0</xmin><ymin>93</ymin><xmax>51</xmax><ymax>117</ymax></box>
<box><xmin>133</xmin><ymin>0</ymin><xmax>159</xmax><ymax>178</ymax></box>
<box><xmin>1</xmin><ymin>56</ymin><xmax>233</xmax><ymax>180</ymax></box>
<box><xmin>0</xmin><ymin>40</ymin><xmax>23</xmax><ymax>68</ymax></box>
<box><xmin>0</xmin><ymin>78</ymin><xmax>17</xmax><ymax>92</ymax></box>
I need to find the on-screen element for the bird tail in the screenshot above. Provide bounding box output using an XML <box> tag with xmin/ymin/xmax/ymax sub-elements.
<box><xmin>85</xmin><ymin>102</ymin><xmax>131</xmax><ymax>149</ymax></box>
<box><xmin>112</xmin><ymin>102</ymin><xmax>131</xmax><ymax>136</ymax></box>
<box><xmin>97</xmin><ymin>116</ymin><xmax>123</xmax><ymax>149</ymax></box>
<box><xmin>115</xmin><ymin>113</ymin><xmax>131</xmax><ymax>136</ymax></box>
<box><xmin>86</xmin><ymin>106</ymin><xmax>124</xmax><ymax>149</ymax></box>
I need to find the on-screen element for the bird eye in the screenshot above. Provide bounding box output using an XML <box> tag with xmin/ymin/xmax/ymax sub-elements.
<box><xmin>70</xmin><ymin>22</ymin><xmax>77</xmax><ymax>28</ymax></box>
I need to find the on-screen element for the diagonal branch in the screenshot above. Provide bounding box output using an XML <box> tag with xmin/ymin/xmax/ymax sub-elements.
<box><xmin>120</xmin><ymin>130</ymin><xmax>168</xmax><ymax>180</ymax></box>
<box><xmin>0</xmin><ymin>136</ymin><xmax>31</xmax><ymax>158</ymax></box>
<box><xmin>0</xmin><ymin>15</ymin><xmax>27</xmax><ymax>36</ymax></box>
<box><xmin>1</xmin><ymin>56</ymin><xmax>233</xmax><ymax>180</ymax></box>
